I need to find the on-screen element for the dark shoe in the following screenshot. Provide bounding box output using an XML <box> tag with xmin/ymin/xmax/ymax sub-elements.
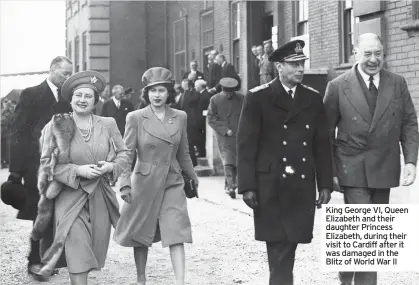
<box><xmin>228</xmin><ymin>188</ymin><xmax>236</xmax><ymax>199</ymax></box>
<box><xmin>27</xmin><ymin>264</ymin><xmax>48</xmax><ymax>282</ymax></box>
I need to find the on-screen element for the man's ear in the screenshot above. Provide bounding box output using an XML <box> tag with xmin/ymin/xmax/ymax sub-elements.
<box><xmin>353</xmin><ymin>47</ymin><xmax>359</xmax><ymax>61</ymax></box>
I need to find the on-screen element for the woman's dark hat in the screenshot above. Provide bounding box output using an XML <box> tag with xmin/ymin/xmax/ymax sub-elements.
<box><xmin>61</xmin><ymin>70</ymin><xmax>107</xmax><ymax>102</ymax></box>
<box><xmin>142</xmin><ymin>67</ymin><xmax>173</xmax><ymax>91</ymax></box>
<box><xmin>268</xmin><ymin>40</ymin><xmax>309</xmax><ymax>62</ymax></box>
<box><xmin>1</xmin><ymin>181</ymin><xmax>27</xmax><ymax>210</ymax></box>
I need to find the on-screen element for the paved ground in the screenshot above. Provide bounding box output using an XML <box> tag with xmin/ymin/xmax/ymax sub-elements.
<box><xmin>0</xmin><ymin>168</ymin><xmax>418</xmax><ymax>285</ymax></box>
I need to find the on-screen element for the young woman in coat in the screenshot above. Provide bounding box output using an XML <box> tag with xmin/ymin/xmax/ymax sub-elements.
<box><xmin>114</xmin><ymin>67</ymin><xmax>199</xmax><ymax>285</ymax></box>
<box><xmin>32</xmin><ymin>70</ymin><xmax>130</xmax><ymax>284</ymax></box>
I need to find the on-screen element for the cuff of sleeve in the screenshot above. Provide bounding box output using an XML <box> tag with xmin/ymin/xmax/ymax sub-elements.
<box><xmin>68</xmin><ymin>165</ymin><xmax>81</xmax><ymax>189</ymax></box>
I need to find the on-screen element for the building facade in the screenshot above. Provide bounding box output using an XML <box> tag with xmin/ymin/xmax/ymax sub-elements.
<box><xmin>66</xmin><ymin>0</ymin><xmax>419</xmax><ymax>108</ymax></box>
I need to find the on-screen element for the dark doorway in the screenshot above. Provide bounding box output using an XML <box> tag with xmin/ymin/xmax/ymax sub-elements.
<box><xmin>262</xmin><ymin>15</ymin><xmax>273</xmax><ymax>42</ymax></box>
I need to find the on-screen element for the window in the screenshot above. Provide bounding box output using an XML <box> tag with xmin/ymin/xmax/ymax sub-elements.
<box><xmin>75</xmin><ymin>36</ymin><xmax>80</xmax><ymax>72</ymax></box>
<box><xmin>231</xmin><ymin>1</ymin><xmax>240</xmax><ymax>74</ymax></box>
<box><xmin>201</xmin><ymin>11</ymin><xmax>214</xmax><ymax>50</ymax></box>
<box><xmin>66</xmin><ymin>1</ymin><xmax>73</xmax><ymax>19</ymax></box>
<box><xmin>82</xmin><ymin>32</ymin><xmax>87</xmax><ymax>70</ymax></box>
<box><xmin>174</xmin><ymin>18</ymin><xmax>187</xmax><ymax>82</ymax></box>
<box><xmin>296</xmin><ymin>0</ymin><xmax>309</xmax><ymax>36</ymax></box>
<box><xmin>68</xmin><ymin>41</ymin><xmax>72</xmax><ymax>61</ymax></box>
<box><xmin>342</xmin><ymin>0</ymin><xmax>355</xmax><ymax>63</ymax></box>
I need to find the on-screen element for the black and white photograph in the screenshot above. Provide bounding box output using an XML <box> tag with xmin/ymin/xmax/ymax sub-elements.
<box><xmin>1</xmin><ymin>0</ymin><xmax>419</xmax><ymax>285</ymax></box>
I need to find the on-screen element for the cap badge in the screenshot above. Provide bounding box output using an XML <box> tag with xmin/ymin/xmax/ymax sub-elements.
<box><xmin>90</xmin><ymin>76</ymin><xmax>98</xmax><ymax>84</ymax></box>
<box><xmin>295</xmin><ymin>43</ymin><xmax>303</xmax><ymax>54</ymax></box>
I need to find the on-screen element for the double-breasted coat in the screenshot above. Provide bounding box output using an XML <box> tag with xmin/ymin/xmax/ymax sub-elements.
<box><xmin>9</xmin><ymin>80</ymin><xmax>71</xmax><ymax>220</ymax></box>
<box><xmin>323</xmin><ymin>65</ymin><xmax>419</xmax><ymax>188</ymax></box>
<box><xmin>180</xmin><ymin>89</ymin><xmax>203</xmax><ymax>145</ymax></box>
<box><xmin>207</xmin><ymin>91</ymin><xmax>244</xmax><ymax>166</ymax></box>
<box><xmin>114</xmin><ymin>106</ymin><xmax>197</xmax><ymax>248</ymax></box>
<box><xmin>237</xmin><ymin>78</ymin><xmax>333</xmax><ymax>243</ymax></box>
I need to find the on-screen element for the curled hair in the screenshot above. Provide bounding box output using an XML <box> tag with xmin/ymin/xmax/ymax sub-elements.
<box><xmin>142</xmin><ymin>83</ymin><xmax>176</xmax><ymax>105</ymax></box>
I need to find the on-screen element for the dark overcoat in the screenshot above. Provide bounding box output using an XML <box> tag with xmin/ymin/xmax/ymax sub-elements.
<box><xmin>207</xmin><ymin>91</ymin><xmax>244</xmax><ymax>166</ymax></box>
<box><xmin>9</xmin><ymin>80</ymin><xmax>71</xmax><ymax>220</ymax></box>
<box><xmin>323</xmin><ymin>65</ymin><xmax>419</xmax><ymax>188</ymax></box>
<box><xmin>215</xmin><ymin>63</ymin><xmax>241</xmax><ymax>93</ymax></box>
<box><xmin>237</xmin><ymin>78</ymin><xmax>333</xmax><ymax>243</ymax></box>
<box><xmin>180</xmin><ymin>89</ymin><xmax>202</xmax><ymax>145</ymax></box>
<box><xmin>100</xmin><ymin>98</ymin><xmax>134</xmax><ymax>136</ymax></box>
<box><xmin>208</xmin><ymin>62</ymin><xmax>221</xmax><ymax>89</ymax></box>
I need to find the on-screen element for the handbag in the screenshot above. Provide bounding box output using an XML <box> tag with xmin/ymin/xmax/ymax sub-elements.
<box><xmin>182</xmin><ymin>171</ymin><xmax>198</xmax><ymax>199</ymax></box>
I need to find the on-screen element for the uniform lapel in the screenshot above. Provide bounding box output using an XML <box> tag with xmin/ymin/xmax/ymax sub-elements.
<box><xmin>370</xmin><ymin>69</ymin><xmax>394</xmax><ymax>132</ymax></box>
<box><xmin>341</xmin><ymin>66</ymin><xmax>373</xmax><ymax>124</ymax></box>
<box><xmin>285</xmin><ymin>85</ymin><xmax>313</xmax><ymax>123</ymax></box>
<box><xmin>142</xmin><ymin>106</ymin><xmax>173</xmax><ymax>144</ymax></box>
<box><xmin>270</xmin><ymin>78</ymin><xmax>292</xmax><ymax>112</ymax></box>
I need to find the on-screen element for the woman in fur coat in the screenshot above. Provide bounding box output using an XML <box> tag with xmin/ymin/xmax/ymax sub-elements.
<box><xmin>32</xmin><ymin>70</ymin><xmax>130</xmax><ymax>284</ymax></box>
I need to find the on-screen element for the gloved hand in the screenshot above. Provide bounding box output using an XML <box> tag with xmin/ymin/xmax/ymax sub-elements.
<box><xmin>316</xmin><ymin>188</ymin><xmax>331</xmax><ymax>209</ymax></box>
<box><xmin>8</xmin><ymin>172</ymin><xmax>22</xmax><ymax>184</ymax></box>
<box><xmin>243</xmin><ymin>190</ymin><xmax>258</xmax><ymax>209</ymax></box>
<box><xmin>120</xmin><ymin>186</ymin><xmax>132</xmax><ymax>204</ymax></box>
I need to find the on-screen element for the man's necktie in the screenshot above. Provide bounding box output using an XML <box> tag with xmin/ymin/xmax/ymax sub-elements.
<box><xmin>369</xmin><ymin>76</ymin><xmax>378</xmax><ymax>111</ymax></box>
<box><xmin>288</xmin><ymin>89</ymin><xmax>294</xmax><ymax>99</ymax></box>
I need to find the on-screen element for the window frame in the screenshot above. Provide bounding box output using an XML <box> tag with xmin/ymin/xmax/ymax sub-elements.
<box><xmin>74</xmin><ymin>36</ymin><xmax>80</xmax><ymax>73</ymax></box>
<box><xmin>201</xmin><ymin>10</ymin><xmax>214</xmax><ymax>50</ymax></box>
<box><xmin>173</xmin><ymin>17</ymin><xmax>188</xmax><ymax>82</ymax></box>
<box><xmin>231</xmin><ymin>1</ymin><xmax>240</xmax><ymax>74</ymax></box>
<box><xmin>295</xmin><ymin>0</ymin><xmax>309</xmax><ymax>36</ymax></box>
<box><xmin>340</xmin><ymin>0</ymin><xmax>355</xmax><ymax>64</ymax></box>
<box><xmin>82</xmin><ymin>32</ymin><xmax>87</xmax><ymax>71</ymax></box>
<box><xmin>67</xmin><ymin>41</ymin><xmax>72</xmax><ymax>62</ymax></box>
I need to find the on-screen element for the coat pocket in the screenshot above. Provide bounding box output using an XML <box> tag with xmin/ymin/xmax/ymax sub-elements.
<box><xmin>256</xmin><ymin>161</ymin><xmax>271</xmax><ymax>173</ymax></box>
<box><xmin>134</xmin><ymin>162</ymin><xmax>152</xmax><ymax>176</ymax></box>
<box><xmin>336</xmin><ymin>132</ymin><xmax>348</xmax><ymax>142</ymax></box>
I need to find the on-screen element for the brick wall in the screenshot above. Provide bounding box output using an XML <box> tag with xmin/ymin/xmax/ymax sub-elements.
<box><xmin>384</xmin><ymin>0</ymin><xmax>419</xmax><ymax>111</ymax></box>
<box><xmin>214</xmin><ymin>1</ymin><xmax>231</xmax><ymax>62</ymax></box>
<box><xmin>308</xmin><ymin>1</ymin><xmax>341</xmax><ymax>69</ymax></box>
<box><xmin>283</xmin><ymin>1</ymin><xmax>294</xmax><ymax>42</ymax></box>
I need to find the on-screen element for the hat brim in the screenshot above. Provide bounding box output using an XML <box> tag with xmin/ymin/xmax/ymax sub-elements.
<box><xmin>282</xmin><ymin>55</ymin><xmax>309</xmax><ymax>62</ymax></box>
<box><xmin>142</xmin><ymin>80</ymin><xmax>173</xmax><ymax>92</ymax></box>
<box><xmin>1</xmin><ymin>181</ymin><xmax>27</xmax><ymax>210</ymax></box>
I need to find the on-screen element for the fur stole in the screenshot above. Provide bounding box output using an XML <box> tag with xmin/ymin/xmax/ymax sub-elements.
<box><xmin>32</xmin><ymin>113</ymin><xmax>76</xmax><ymax>241</ymax></box>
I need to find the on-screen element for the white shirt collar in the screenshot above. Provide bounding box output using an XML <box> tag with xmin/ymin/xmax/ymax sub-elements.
<box><xmin>357</xmin><ymin>64</ymin><xmax>380</xmax><ymax>89</ymax></box>
<box><xmin>281</xmin><ymin>83</ymin><xmax>297</xmax><ymax>98</ymax></box>
<box><xmin>46</xmin><ymin>78</ymin><xmax>59</xmax><ymax>102</ymax></box>
<box><xmin>222</xmin><ymin>61</ymin><xmax>227</xmax><ymax>67</ymax></box>
<box><xmin>112</xmin><ymin>96</ymin><xmax>121</xmax><ymax>107</ymax></box>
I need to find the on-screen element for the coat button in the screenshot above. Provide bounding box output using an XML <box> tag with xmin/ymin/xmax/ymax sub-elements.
<box><xmin>169</xmin><ymin>143</ymin><xmax>173</xmax><ymax>147</ymax></box>
<box><xmin>284</xmin><ymin>125</ymin><xmax>288</xmax><ymax>129</ymax></box>
<box><xmin>150</xmin><ymin>144</ymin><xmax>155</xmax><ymax>149</ymax></box>
<box><xmin>301</xmin><ymin>174</ymin><xmax>305</xmax><ymax>179</ymax></box>
<box><xmin>282</xmin><ymin>174</ymin><xmax>287</xmax><ymax>178</ymax></box>
<box><xmin>306</xmin><ymin>125</ymin><xmax>310</xmax><ymax>129</ymax></box>
<box><xmin>165</xmin><ymin>161</ymin><xmax>169</xmax><ymax>165</ymax></box>
<box><xmin>303</xmin><ymin>142</ymin><xmax>307</xmax><ymax>146</ymax></box>
<box><xmin>283</xmin><ymin>141</ymin><xmax>287</xmax><ymax>146</ymax></box>
<box><xmin>153</xmin><ymin>161</ymin><xmax>158</xmax><ymax>165</ymax></box>
<box><xmin>283</xmin><ymin>157</ymin><xmax>287</xmax><ymax>162</ymax></box>
<box><xmin>302</xmin><ymin>158</ymin><xmax>306</xmax><ymax>162</ymax></box>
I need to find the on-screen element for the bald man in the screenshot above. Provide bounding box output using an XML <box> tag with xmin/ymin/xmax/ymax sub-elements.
<box><xmin>101</xmin><ymin>84</ymin><xmax>134</xmax><ymax>136</ymax></box>
<box><xmin>324</xmin><ymin>33</ymin><xmax>419</xmax><ymax>285</ymax></box>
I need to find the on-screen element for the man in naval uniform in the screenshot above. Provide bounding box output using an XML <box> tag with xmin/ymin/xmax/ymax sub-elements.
<box><xmin>237</xmin><ymin>40</ymin><xmax>333</xmax><ymax>285</ymax></box>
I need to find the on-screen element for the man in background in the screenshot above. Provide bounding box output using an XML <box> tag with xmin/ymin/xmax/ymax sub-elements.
<box><xmin>259</xmin><ymin>39</ymin><xmax>276</xmax><ymax>84</ymax></box>
<box><xmin>183</xmin><ymin>60</ymin><xmax>205</xmax><ymax>84</ymax></box>
<box><xmin>100</xmin><ymin>84</ymin><xmax>134</xmax><ymax>137</ymax></box>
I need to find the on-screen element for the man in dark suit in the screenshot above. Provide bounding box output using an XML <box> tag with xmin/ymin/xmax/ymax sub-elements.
<box><xmin>207</xmin><ymin>50</ymin><xmax>221</xmax><ymax>90</ymax></box>
<box><xmin>237</xmin><ymin>40</ymin><xmax>333</xmax><ymax>285</ymax></box>
<box><xmin>194</xmin><ymin>79</ymin><xmax>213</xmax><ymax>158</ymax></box>
<box><xmin>210</xmin><ymin>54</ymin><xmax>241</xmax><ymax>93</ymax></box>
<box><xmin>8</xmin><ymin>56</ymin><xmax>73</xmax><ymax>278</ymax></box>
<box><xmin>250</xmin><ymin>45</ymin><xmax>261</xmax><ymax>88</ymax></box>
<box><xmin>100</xmin><ymin>84</ymin><xmax>134</xmax><ymax>137</ymax></box>
<box><xmin>179</xmin><ymin>78</ymin><xmax>201</xmax><ymax>166</ymax></box>
<box><xmin>182</xmin><ymin>60</ymin><xmax>204</xmax><ymax>84</ymax></box>
<box><xmin>324</xmin><ymin>33</ymin><xmax>419</xmax><ymax>285</ymax></box>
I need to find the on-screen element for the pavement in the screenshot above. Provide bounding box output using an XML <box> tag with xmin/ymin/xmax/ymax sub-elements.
<box><xmin>0</xmin><ymin>167</ymin><xmax>418</xmax><ymax>285</ymax></box>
